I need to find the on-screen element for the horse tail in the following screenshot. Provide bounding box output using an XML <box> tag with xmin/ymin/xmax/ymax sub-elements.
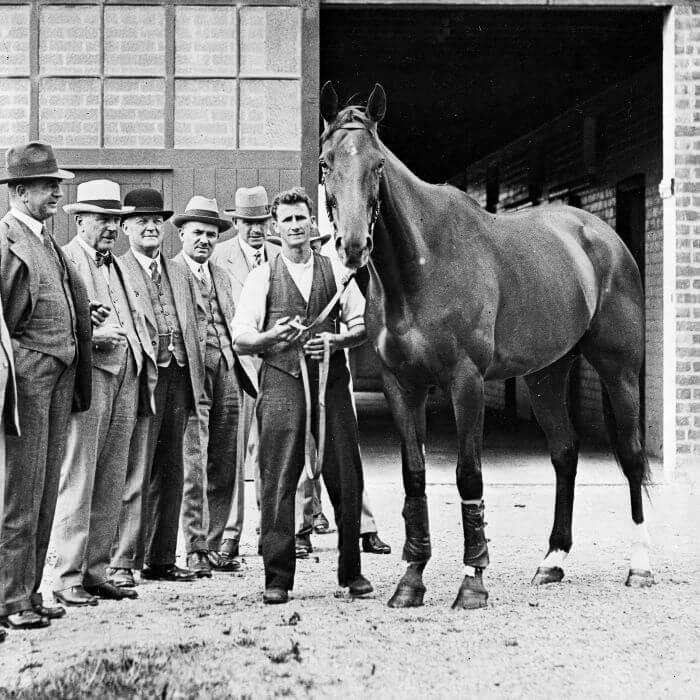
<box><xmin>601</xmin><ymin>387</ymin><xmax>652</xmax><ymax>497</ymax></box>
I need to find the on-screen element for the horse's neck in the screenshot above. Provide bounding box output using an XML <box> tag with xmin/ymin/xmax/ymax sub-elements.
<box><xmin>372</xmin><ymin>151</ymin><xmax>432</xmax><ymax>325</ymax></box>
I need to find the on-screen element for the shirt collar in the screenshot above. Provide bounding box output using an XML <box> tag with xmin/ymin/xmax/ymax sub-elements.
<box><xmin>182</xmin><ymin>252</ymin><xmax>209</xmax><ymax>279</ymax></box>
<box><xmin>238</xmin><ymin>236</ymin><xmax>265</xmax><ymax>264</ymax></box>
<box><xmin>132</xmin><ymin>248</ymin><xmax>161</xmax><ymax>273</ymax></box>
<box><xmin>281</xmin><ymin>251</ymin><xmax>313</xmax><ymax>270</ymax></box>
<box><xmin>10</xmin><ymin>207</ymin><xmax>44</xmax><ymax>239</ymax></box>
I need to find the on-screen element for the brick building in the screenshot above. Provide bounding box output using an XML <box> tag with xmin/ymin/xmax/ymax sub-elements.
<box><xmin>0</xmin><ymin>0</ymin><xmax>698</xmax><ymax>477</ymax></box>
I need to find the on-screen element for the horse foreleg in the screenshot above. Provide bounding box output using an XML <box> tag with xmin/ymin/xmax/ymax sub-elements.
<box><xmin>381</xmin><ymin>370</ymin><xmax>430</xmax><ymax>608</ymax></box>
<box><xmin>450</xmin><ymin>367</ymin><xmax>489</xmax><ymax>610</ymax></box>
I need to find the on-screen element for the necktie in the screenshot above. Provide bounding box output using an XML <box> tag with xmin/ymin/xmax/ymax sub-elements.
<box><xmin>253</xmin><ymin>251</ymin><xmax>262</xmax><ymax>267</ymax></box>
<box><xmin>149</xmin><ymin>260</ymin><xmax>161</xmax><ymax>286</ymax></box>
<box><xmin>95</xmin><ymin>250</ymin><xmax>112</xmax><ymax>267</ymax></box>
<box><xmin>198</xmin><ymin>265</ymin><xmax>211</xmax><ymax>291</ymax></box>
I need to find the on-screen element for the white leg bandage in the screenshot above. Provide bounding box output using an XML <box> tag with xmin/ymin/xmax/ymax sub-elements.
<box><xmin>630</xmin><ymin>522</ymin><xmax>652</xmax><ymax>572</ymax></box>
<box><xmin>540</xmin><ymin>549</ymin><xmax>568</xmax><ymax>569</ymax></box>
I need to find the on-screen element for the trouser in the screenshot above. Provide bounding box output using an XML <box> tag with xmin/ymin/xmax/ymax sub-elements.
<box><xmin>259</xmin><ymin>363</ymin><xmax>363</xmax><ymax>591</ymax></box>
<box><xmin>0</xmin><ymin>350</ymin><xmax>75</xmax><ymax>616</ymax></box>
<box><xmin>181</xmin><ymin>357</ymin><xmax>240</xmax><ymax>554</ymax></box>
<box><xmin>53</xmin><ymin>354</ymin><xmax>138</xmax><ymax>591</ymax></box>
<box><xmin>296</xmin><ymin>475</ymin><xmax>378</xmax><ymax>536</ymax></box>
<box><xmin>221</xmin><ymin>390</ymin><xmax>258</xmax><ymax>550</ymax></box>
<box><xmin>110</xmin><ymin>361</ymin><xmax>191</xmax><ymax>570</ymax></box>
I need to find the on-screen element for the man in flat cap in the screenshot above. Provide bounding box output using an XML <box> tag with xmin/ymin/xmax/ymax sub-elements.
<box><xmin>0</xmin><ymin>142</ymin><xmax>92</xmax><ymax>630</ymax></box>
<box><xmin>211</xmin><ymin>185</ymin><xmax>278</xmax><ymax>567</ymax></box>
<box><xmin>173</xmin><ymin>196</ymin><xmax>257</xmax><ymax>576</ymax></box>
<box><xmin>108</xmin><ymin>188</ymin><xmax>203</xmax><ymax>586</ymax></box>
<box><xmin>52</xmin><ymin>180</ymin><xmax>157</xmax><ymax>606</ymax></box>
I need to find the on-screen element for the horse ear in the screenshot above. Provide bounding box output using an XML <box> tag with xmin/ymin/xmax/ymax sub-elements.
<box><xmin>366</xmin><ymin>83</ymin><xmax>386</xmax><ymax>124</ymax></box>
<box><xmin>320</xmin><ymin>81</ymin><xmax>339</xmax><ymax>125</ymax></box>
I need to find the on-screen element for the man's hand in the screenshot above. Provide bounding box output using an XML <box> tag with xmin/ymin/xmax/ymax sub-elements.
<box><xmin>266</xmin><ymin>316</ymin><xmax>301</xmax><ymax>344</ymax></box>
<box><xmin>89</xmin><ymin>300</ymin><xmax>111</xmax><ymax>327</ymax></box>
<box><xmin>303</xmin><ymin>332</ymin><xmax>337</xmax><ymax>361</ymax></box>
<box><xmin>92</xmin><ymin>324</ymin><xmax>127</xmax><ymax>351</ymax></box>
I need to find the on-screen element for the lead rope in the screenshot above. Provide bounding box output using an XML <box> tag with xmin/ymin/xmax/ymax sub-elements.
<box><xmin>289</xmin><ymin>272</ymin><xmax>355</xmax><ymax>481</ymax></box>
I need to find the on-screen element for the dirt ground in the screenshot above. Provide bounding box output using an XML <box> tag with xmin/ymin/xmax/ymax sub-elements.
<box><xmin>0</xmin><ymin>411</ymin><xmax>698</xmax><ymax>698</ymax></box>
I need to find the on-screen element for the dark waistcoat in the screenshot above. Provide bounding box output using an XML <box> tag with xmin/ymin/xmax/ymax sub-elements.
<box><xmin>262</xmin><ymin>253</ymin><xmax>346</xmax><ymax>381</ymax></box>
<box><xmin>195</xmin><ymin>275</ymin><xmax>234</xmax><ymax>372</ymax></box>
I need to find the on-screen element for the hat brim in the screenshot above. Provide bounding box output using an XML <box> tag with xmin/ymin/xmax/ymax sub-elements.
<box><xmin>0</xmin><ymin>167</ymin><xmax>75</xmax><ymax>185</ymax></box>
<box><xmin>121</xmin><ymin>209</ymin><xmax>174</xmax><ymax>221</ymax></box>
<box><xmin>63</xmin><ymin>203</ymin><xmax>135</xmax><ymax>216</ymax></box>
<box><xmin>223</xmin><ymin>209</ymin><xmax>271</xmax><ymax>220</ymax></box>
<box><xmin>172</xmin><ymin>214</ymin><xmax>232</xmax><ymax>233</ymax></box>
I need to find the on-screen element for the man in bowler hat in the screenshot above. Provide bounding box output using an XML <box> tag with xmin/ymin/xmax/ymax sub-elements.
<box><xmin>0</xmin><ymin>142</ymin><xmax>92</xmax><ymax>630</ymax></box>
<box><xmin>52</xmin><ymin>180</ymin><xmax>157</xmax><ymax>606</ymax></box>
<box><xmin>173</xmin><ymin>196</ymin><xmax>257</xmax><ymax>576</ymax></box>
<box><xmin>108</xmin><ymin>188</ymin><xmax>203</xmax><ymax>586</ymax></box>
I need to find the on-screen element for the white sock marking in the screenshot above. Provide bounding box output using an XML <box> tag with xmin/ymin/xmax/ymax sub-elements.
<box><xmin>630</xmin><ymin>522</ymin><xmax>652</xmax><ymax>572</ymax></box>
<box><xmin>461</xmin><ymin>499</ymin><xmax>481</xmax><ymax>506</ymax></box>
<box><xmin>463</xmin><ymin>566</ymin><xmax>477</xmax><ymax>578</ymax></box>
<box><xmin>540</xmin><ymin>549</ymin><xmax>567</xmax><ymax>569</ymax></box>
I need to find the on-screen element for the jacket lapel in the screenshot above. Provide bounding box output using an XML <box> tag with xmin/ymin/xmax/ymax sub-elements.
<box><xmin>3</xmin><ymin>214</ymin><xmax>40</xmax><ymax>306</ymax></box>
<box><xmin>162</xmin><ymin>256</ymin><xmax>188</xmax><ymax>333</ymax></box>
<box><xmin>119</xmin><ymin>249</ymin><xmax>157</xmax><ymax>331</ymax></box>
<box><xmin>63</xmin><ymin>237</ymin><xmax>101</xmax><ymax>301</ymax></box>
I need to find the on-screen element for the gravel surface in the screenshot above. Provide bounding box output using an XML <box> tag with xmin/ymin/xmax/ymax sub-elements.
<box><xmin>1</xmin><ymin>472</ymin><xmax>697</xmax><ymax>698</ymax></box>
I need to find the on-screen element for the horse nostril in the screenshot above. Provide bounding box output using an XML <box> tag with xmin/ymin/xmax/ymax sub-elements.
<box><xmin>366</xmin><ymin>237</ymin><xmax>373</xmax><ymax>253</ymax></box>
<box><xmin>335</xmin><ymin>237</ymin><xmax>343</xmax><ymax>252</ymax></box>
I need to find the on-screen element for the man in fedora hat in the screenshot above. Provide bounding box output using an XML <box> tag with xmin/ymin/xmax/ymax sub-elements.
<box><xmin>211</xmin><ymin>185</ymin><xmax>279</xmax><ymax>568</ymax></box>
<box><xmin>172</xmin><ymin>196</ymin><xmax>257</xmax><ymax>576</ymax></box>
<box><xmin>0</xmin><ymin>142</ymin><xmax>93</xmax><ymax>630</ymax></box>
<box><xmin>108</xmin><ymin>188</ymin><xmax>203</xmax><ymax>586</ymax></box>
<box><xmin>51</xmin><ymin>180</ymin><xmax>158</xmax><ymax>606</ymax></box>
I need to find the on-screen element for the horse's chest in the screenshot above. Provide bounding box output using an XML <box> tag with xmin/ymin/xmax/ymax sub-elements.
<box><xmin>376</xmin><ymin>325</ymin><xmax>456</xmax><ymax>381</ymax></box>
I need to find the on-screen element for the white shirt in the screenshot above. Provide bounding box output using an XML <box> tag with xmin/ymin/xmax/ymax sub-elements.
<box><xmin>232</xmin><ymin>252</ymin><xmax>365</xmax><ymax>344</ymax></box>
<box><xmin>181</xmin><ymin>252</ymin><xmax>211</xmax><ymax>284</ymax></box>
<box><xmin>132</xmin><ymin>249</ymin><xmax>162</xmax><ymax>278</ymax></box>
<box><xmin>10</xmin><ymin>207</ymin><xmax>44</xmax><ymax>240</ymax></box>
<box><xmin>238</xmin><ymin>236</ymin><xmax>265</xmax><ymax>269</ymax></box>
<box><xmin>76</xmin><ymin>235</ymin><xmax>112</xmax><ymax>283</ymax></box>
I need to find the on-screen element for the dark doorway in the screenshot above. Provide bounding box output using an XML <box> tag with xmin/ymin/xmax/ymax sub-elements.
<box><xmin>616</xmin><ymin>174</ymin><xmax>646</xmax><ymax>432</ymax></box>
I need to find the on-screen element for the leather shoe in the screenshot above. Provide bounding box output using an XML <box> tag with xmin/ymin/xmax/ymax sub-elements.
<box><xmin>313</xmin><ymin>512</ymin><xmax>332</xmax><ymax>534</ymax></box>
<box><xmin>33</xmin><ymin>603</ymin><xmax>66</xmax><ymax>620</ymax></box>
<box><xmin>186</xmin><ymin>551</ymin><xmax>212</xmax><ymax>578</ymax></box>
<box><xmin>0</xmin><ymin>610</ymin><xmax>50</xmax><ymax>629</ymax></box>
<box><xmin>141</xmin><ymin>564</ymin><xmax>196</xmax><ymax>582</ymax></box>
<box><xmin>107</xmin><ymin>567</ymin><xmax>137</xmax><ymax>588</ymax></box>
<box><xmin>263</xmin><ymin>588</ymin><xmax>289</xmax><ymax>605</ymax></box>
<box><xmin>218</xmin><ymin>538</ymin><xmax>239</xmax><ymax>559</ymax></box>
<box><xmin>209</xmin><ymin>550</ymin><xmax>241</xmax><ymax>572</ymax></box>
<box><xmin>347</xmin><ymin>575</ymin><xmax>374</xmax><ymax>597</ymax></box>
<box><xmin>85</xmin><ymin>582</ymin><xmax>138</xmax><ymax>600</ymax></box>
<box><xmin>295</xmin><ymin>534</ymin><xmax>312</xmax><ymax>559</ymax></box>
<box><xmin>362</xmin><ymin>532</ymin><xmax>391</xmax><ymax>554</ymax></box>
<box><xmin>53</xmin><ymin>586</ymin><xmax>98</xmax><ymax>607</ymax></box>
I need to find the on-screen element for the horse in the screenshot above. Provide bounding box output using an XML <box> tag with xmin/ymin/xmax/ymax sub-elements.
<box><xmin>319</xmin><ymin>82</ymin><xmax>653</xmax><ymax>609</ymax></box>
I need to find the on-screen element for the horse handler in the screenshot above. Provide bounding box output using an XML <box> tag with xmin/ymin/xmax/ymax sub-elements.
<box><xmin>232</xmin><ymin>187</ymin><xmax>372</xmax><ymax>605</ymax></box>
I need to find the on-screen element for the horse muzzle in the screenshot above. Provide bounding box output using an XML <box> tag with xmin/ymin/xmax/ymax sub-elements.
<box><xmin>336</xmin><ymin>236</ymin><xmax>372</xmax><ymax>270</ymax></box>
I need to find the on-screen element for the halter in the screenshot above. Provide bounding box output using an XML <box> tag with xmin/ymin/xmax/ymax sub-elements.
<box><xmin>320</xmin><ymin>122</ymin><xmax>383</xmax><ymax>238</ymax></box>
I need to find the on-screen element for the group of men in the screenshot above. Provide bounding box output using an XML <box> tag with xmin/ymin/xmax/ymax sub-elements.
<box><xmin>0</xmin><ymin>141</ymin><xmax>390</xmax><ymax>641</ymax></box>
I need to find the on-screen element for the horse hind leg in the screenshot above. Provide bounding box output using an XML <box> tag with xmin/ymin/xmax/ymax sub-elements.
<box><xmin>381</xmin><ymin>370</ymin><xmax>430</xmax><ymax>609</ymax></box>
<box><xmin>524</xmin><ymin>353</ymin><xmax>580</xmax><ymax>586</ymax></box>
<box><xmin>582</xmin><ymin>342</ymin><xmax>654</xmax><ymax>588</ymax></box>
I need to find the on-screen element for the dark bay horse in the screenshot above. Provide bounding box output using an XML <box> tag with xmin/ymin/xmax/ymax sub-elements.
<box><xmin>319</xmin><ymin>82</ymin><xmax>653</xmax><ymax>609</ymax></box>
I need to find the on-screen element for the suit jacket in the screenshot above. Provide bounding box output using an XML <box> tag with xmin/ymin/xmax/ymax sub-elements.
<box><xmin>210</xmin><ymin>236</ymin><xmax>279</xmax><ymax>306</ymax></box>
<box><xmin>63</xmin><ymin>237</ymin><xmax>158</xmax><ymax>416</ymax></box>
<box><xmin>0</xmin><ymin>306</ymin><xmax>19</xmax><ymax>436</ymax></box>
<box><xmin>0</xmin><ymin>212</ymin><xmax>92</xmax><ymax>413</ymax></box>
<box><xmin>172</xmin><ymin>251</ymin><xmax>257</xmax><ymax>398</ymax></box>
<box><xmin>118</xmin><ymin>248</ymin><xmax>204</xmax><ymax>410</ymax></box>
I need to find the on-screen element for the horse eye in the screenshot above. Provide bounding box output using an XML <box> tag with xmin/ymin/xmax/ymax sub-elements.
<box><xmin>319</xmin><ymin>159</ymin><xmax>329</xmax><ymax>171</ymax></box>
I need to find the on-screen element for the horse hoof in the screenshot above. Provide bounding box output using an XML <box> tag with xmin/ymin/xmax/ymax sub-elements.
<box><xmin>531</xmin><ymin>566</ymin><xmax>564</xmax><ymax>586</ymax></box>
<box><xmin>387</xmin><ymin>583</ymin><xmax>425</xmax><ymax>608</ymax></box>
<box><xmin>451</xmin><ymin>575</ymin><xmax>488</xmax><ymax>610</ymax></box>
<box><xmin>625</xmin><ymin>569</ymin><xmax>655</xmax><ymax>588</ymax></box>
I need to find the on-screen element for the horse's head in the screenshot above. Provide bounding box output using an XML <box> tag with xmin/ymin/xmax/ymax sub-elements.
<box><xmin>319</xmin><ymin>82</ymin><xmax>386</xmax><ymax>269</ymax></box>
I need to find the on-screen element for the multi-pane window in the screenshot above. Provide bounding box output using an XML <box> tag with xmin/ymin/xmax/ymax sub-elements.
<box><xmin>0</xmin><ymin>2</ymin><xmax>302</xmax><ymax>150</ymax></box>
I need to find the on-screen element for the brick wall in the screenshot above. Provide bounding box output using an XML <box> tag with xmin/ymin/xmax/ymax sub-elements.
<box><xmin>39</xmin><ymin>78</ymin><xmax>100</xmax><ymax>148</ymax></box>
<box><xmin>174</xmin><ymin>79</ymin><xmax>237</xmax><ymax>149</ymax></box>
<box><xmin>459</xmin><ymin>67</ymin><xmax>662</xmax><ymax>454</ymax></box>
<box><xmin>175</xmin><ymin>6</ymin><xmax>237</xmax><ymax>76</ymax></box>
<box><xmin>104</xmin><ymin>79</ymin><xmax>165</xmax><ymax>148</ymax></box>
<box><xmin>240</xmin><ymin>80</ymin><xmax>300</xmax><ymax>150</ymax></box>
<box><xmin>103</xmin><ymin>6</ymin><xmax>166</xmax><ymax>75</ymax></box>
<box><xmin>240</xmin><ymin>7</ymin><xmax>301</xmax><ymax>75</ymax></box>
<box><xmin>0</xmin><ymin>79</ymin><xmax>29</xmax><ymax>146</ymax></box>
<box><xmin>674</xmin><ymin>6</ymin><xmax>700</xmax><ymax>462</ymax></box>
<box><xmin>0</xmin><ymin>4</ymin><xmax>29</xmax><ymax>75</ymax></box>
<box><xmin>39</xmin><ymin>5</ymin><xmax>100</xmax><ymax>75</ymax></box>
